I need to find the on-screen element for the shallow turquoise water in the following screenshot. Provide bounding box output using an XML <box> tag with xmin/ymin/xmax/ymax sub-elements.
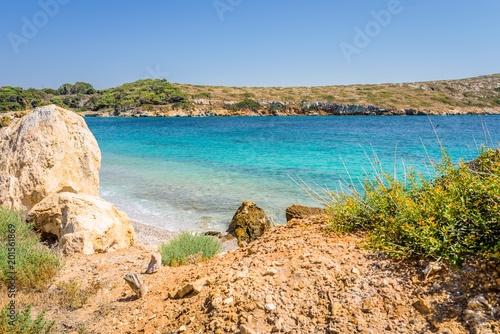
<box><xmin>85</xmin><ymin>116</ymin><xmax>500</xmax><ymax>232</ymax></box>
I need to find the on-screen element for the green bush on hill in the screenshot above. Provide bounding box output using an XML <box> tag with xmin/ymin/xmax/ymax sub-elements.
<box><xmin>224</xmin><ymin>99</ymin><xmax>261</xmax><ymax>112</ymax></box>
<box><xmin>325</xmin><ymin>148</ymin><xmax>500</xmax><ymax>266</ymax></box>
<box><xmin>0</xmin><ymin>79</ymin><xmax>188</xmax><ymax>113</ymax></box>
<box><xmin>0</xmin><ymin>87</ymin><xmax>43</xmax><ymax>111</ymax></box>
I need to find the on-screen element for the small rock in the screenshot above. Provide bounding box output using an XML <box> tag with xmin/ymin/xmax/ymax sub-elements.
<box><xmin>352</xmin><ymin>267</ymin><xmax>360</xmax><ymax>275</ymax></box>
<box><xmin>265</xmin><ymin>295</ymin><xmax>273</xmax><ymax>304</ymax></box>
<box><xmin>221</xmin><ymin>233</ymin><xmax>235</xmax><ymax>241</ymax></box>
<box><xmin>467</xmin><ymin>294</ymin><xmax>492</xmax><ymax>311</ymax></box>
<box><xmin>205</xmin><ymin>231</ymin><xmax>222</xmax><ymax>238</ymax></box>
<box><xmin>327</xmin><ymin>324</ymin><xmax>340</xmax><ymax>333</ymax></box>
<box><xmin>224</xmin><ymin>297</ymin><xmax>234</xmax><ymax>305</ymax></box>
<box><xmin>361</xmin><ymin>299</ymin><xmax>371</xmax><ymax>313</ymax></box>
<box><xmin>423</xmin><ymin>262</ymin><xmax>442</xmax><ymax>278</ymax></box>
<box><xmin>240</xmin><ymin>325</ymin><xmax>256</xmax><ymax>334</ymax></box>
<box><xmin>265</xmin><ymin>268</ymin><xmax>278</xmax><ymax>276</ymax></box>
<box><xmin>265</xmin><ymin>303</ymin><xmax>276</xmax><ymax>311</ymax></box>
<box><xmin>413</xmin><ymin>298</ymin><xmax>432</xmax><ymax>314</ymax></box>
<box><xmin>285</xmin><ymin>203</ymin><xmax>322</xmax><ymax>222</ymax></box>
<box><xmin>123</xmin><ymin>272</ymin><xmax>148</xmax><ymax>298</ymax></box>
<box><xmin>178</xmin><ymin>325</ymin><xmax>186</xmax><ymax>332</ymax></box>
<box><xmin>177</xmin><ymin>277</ymin><xmax>208</xmax><ymax>298</ymax></box>
<box><xmin>146</xmin><ymin>252</ymin><xmax>161</xmax><ymax>274</ymax></box>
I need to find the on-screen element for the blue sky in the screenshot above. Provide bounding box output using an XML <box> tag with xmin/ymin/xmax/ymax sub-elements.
<box><xmin>0</xmin><ymin>0</ymin><xmax>499</xmax><ymax>89</ymax></box>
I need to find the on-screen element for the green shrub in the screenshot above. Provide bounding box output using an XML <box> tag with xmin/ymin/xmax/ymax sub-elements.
<box><xmin>0</xmin><ymin>207</ymin><xmax>64</xmax><ymax>290</ymax></box>
<box><xmin>57</xmin><ymin>280</ymin><xmax>95</xmax><ymax>310</ymax></box>
<box><xmin>192</xmin><ymin>92</ymin><xmax>212</xmax><ymax>99</ymax></box>
<box><xmin>160</xmin><ymin>232</ymin><xmax>222</xmax><ymax>267</ymax></box>
<box><xmin>224</xmin><ymin>99</ymin><xmax>261</xmax><ymax>112</ymax></box>
<box><xmin>0</xmin><ymin>303</ymin><xmax>56</xmax><ymax>334</ymax></box>
<box><xmin>325</xmin><ymin>148</ymin><xmax>500</xmax><ymax>266</ymax></box>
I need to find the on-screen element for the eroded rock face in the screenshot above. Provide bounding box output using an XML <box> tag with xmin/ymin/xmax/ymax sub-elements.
<box><xmin>227</xmin><ymin>200</ymin><xmax>271</xmax><ymax>246</ymax></box>
<box><xmin>0</xmin><ymin>105</ymin><xmax>100</xmax><ymax>211</ymax></box>
<box><xmin>285</xmin><ymin>203</ymin><xmax>322</xmax><ymax>222</ymax></box>
<box><xmin>27</xmin><ymin>192</ymin><xmax>135</xmax><ymax>255</ymax></box>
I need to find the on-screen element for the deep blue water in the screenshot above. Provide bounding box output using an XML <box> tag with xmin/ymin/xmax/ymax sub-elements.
<box><xmin>85</xmin><ymin>116</ymin><xmax>500</xmax><ymax>232</ymax></box>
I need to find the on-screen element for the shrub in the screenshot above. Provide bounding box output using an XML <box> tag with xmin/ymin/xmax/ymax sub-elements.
<box><xmin>0</xmin><ymin>116</ymin><xmax>11</xmax><ymax>128</ymax></box>
<box><xmin>57</xmin><ymin>280</ymin><xmax>97</xmax><ymax>310</ymax></box>
<box><xmin>325</xmin><ymin>148</ymin><xmax>500</xmax><ymax>266</ymax></box>
<box><xmin>0</xmin><ymin>207</ymin><xmax>64</xmax><ymax>290</ymax></box>
<box><xmin>224</xmin><ymin>99</ymin><xmax>261</xmax><ymax>112</ymax></box>
<box><xmin>160</xmin><ymin>232</ymin><xmax>222</xmax><ymax>267</ymax></box>
<box><xmin>192</xmin><ymin>92</ymin><xmax>212</xmax><ymax>99</ymax></box>
<box><xmin>0</xmin><ymin>303</ymin><xmax>56</xmax><ymax>334</ymax></box>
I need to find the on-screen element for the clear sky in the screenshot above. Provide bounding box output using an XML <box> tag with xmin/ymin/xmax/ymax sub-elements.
<box><xmin>1</xmin><ymin>0</ymin><xmax>499</xmax><ymax>89</ymax></box>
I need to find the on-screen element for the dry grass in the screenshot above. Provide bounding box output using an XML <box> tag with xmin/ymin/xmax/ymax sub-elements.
<box><xmin>173</xmin><ymin>74</ymin><xmax>500</xmax><ymax>111</ymax></box>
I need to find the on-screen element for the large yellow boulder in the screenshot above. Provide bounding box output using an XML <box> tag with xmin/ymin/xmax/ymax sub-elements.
<box><xmin>0</xmin><ymin>105</ymin><xmax>100</xmax><ymax>210</ymax></box>
<box><xmin>27</xmin><ymin>192</ymin><xmax>135</xmax><ymax>255</ymax></box>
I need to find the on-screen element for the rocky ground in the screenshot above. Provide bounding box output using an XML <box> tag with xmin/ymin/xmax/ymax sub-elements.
<box><xmin>2</xmin><ymin>217</ymin><xmax>499</xmax><ymax>334</ymax></box>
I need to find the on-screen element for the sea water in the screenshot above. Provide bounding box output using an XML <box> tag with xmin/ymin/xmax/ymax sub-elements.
<box><xmin>85</xmin><ymin>116</ymin><xmax>500</xmax><ymax>232</ymax></box>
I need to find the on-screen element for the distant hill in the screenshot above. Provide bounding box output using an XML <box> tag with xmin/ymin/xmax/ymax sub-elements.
<box><xmin>0</xmin><ymin>79</ymin><xmax>189</xmax><ymax>113</ymax></box>
<box><xmin>1</xmin><ymin>74</ymin><xmax>499</xmax><ymax>117</ymax></box>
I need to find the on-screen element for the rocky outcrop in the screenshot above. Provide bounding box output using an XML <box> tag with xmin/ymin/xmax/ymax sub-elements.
<box><xmin>26</xmin><ymin>192</ymin><xmax>135</xmax><ymax>255</ymax></box>
<box><xmin>0</xmin><ymin>105</ymin><xmax>100</xmax><ymax>211</ymax></box>
<box><xmin>285</xmin><ymin>203</ymin><xmax>323</xmax><ymax>222</ymax></box>
<box><xmin>227</xmin><ymin>201</ymin><xmax>271</xmax><ymax>246</ymax></box>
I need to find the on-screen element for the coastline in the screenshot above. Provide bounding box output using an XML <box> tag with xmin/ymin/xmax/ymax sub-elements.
<box><xmin>130</xmin><ymin>219</ymin><xmax>240</xmax><ymax>254</ymax></box>
<box><xmin>130</xmin><ymin>220</ymin><xmax>176</xmax><ymax>246</ymax></box>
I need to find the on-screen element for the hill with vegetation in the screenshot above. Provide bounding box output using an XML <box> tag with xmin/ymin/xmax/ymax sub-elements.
<box><xmin>1</xmin><ymin>74</ymin><xmax>499</xmax><ymax>118</ymax></box>
<box><xmin>0</xmin><ymin>79</ymin><xmax>189</xmax><ymax>114</ymax></box>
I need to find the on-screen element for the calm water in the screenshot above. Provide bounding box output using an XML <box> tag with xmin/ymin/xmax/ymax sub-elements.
<box><xmin>85</xmin><ymin>116</ymin><xmax>500</xmax><ymax>232</ymax></box>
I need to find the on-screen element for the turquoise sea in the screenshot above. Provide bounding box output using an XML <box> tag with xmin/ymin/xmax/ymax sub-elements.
<box><xmin>85</xmin><ymin>116</ymin><xmax>500</xmax><ymax>232</ymax></box>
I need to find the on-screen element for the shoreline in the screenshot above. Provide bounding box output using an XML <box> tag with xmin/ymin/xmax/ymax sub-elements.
<box><xmin>130</xmin><ymin>219</ymin><xmax>240</xmax><ymax>254</ymax></box>
<box><xmin>130</xmin><ymin>220</ymin><xmax>177</xmax><ymax>246</ymax></box>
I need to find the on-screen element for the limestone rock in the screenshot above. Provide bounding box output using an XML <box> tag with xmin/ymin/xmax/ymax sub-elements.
<box><xmin>0</xmin><ymin>105</ymin><xmax>100</xmax><ymax>211</ymax></box>
<box><xmin>146</xmin><ymin>253</ymin><xmax>162</xmax><ymax>274</ymax></box>
<box><xmin>227</xmin><ymin>200</ymin><xmax>271</xmax><ymax>246</ymax></box>
<box><xmin>423</xmin><ymin>261</ymin><xmax>443</xmax><ymax>279</ymax></box>
<box><xmin>285</xmin><ymin>203</ymin><xmax>322</xmax><ymax>222</ymax></box>
<box><xmin>27</xmin><ymin>192</ymin><xmax>135</xmax><ymax>255</ymax></box>
<box><xmin>240</xmin><ymin>325</ymin><xmax>256</xmax><ymax>334</ymax></box>
<box><xmin>176</xmin><ymin>277</ymin><xmax>208</xmax><ymax>298</ymax></box>
<box><xmin>124</xmin><ymin>272</ymin><xmax>148</xmax><ymax>298</ymax></box>
<box><xmin>413</xmin><ymin>298</ymin><xmax>432</xmax><ymax>314</ymax></box>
